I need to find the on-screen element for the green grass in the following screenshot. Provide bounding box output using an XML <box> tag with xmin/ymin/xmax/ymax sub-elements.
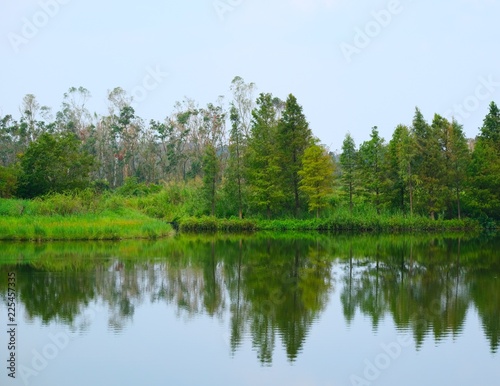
<box><xmin>177</xmin><ymin>213</ymin><xmax>480</xmax><ymax>233</ymax></box>
<box><xmin>0</xmin><ymin>212</ymin><xmax>173</xmax><ymax>241</ymax></box>
<box><xmin>0</xmin><ymin>188</ymin><xmax>484</xmax><ymax>241</ymax></box>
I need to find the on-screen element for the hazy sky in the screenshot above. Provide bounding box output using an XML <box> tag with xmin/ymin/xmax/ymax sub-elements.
<box><xmin>1</xmin><ymin>0</ymin><xmax>499</xmax><ymax>151</ymax></box>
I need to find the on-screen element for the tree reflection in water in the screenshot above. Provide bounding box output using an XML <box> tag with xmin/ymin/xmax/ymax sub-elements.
<box><xmin>0</xmin><ymin>233</ymin><xmax>499</xmax><ymax>363</ymax></box>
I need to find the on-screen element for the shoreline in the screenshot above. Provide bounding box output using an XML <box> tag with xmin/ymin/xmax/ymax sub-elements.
<box><xmin>0</xmin><ymin>214</ymin><xmax>486</xmax><ymax>242</ymax></box>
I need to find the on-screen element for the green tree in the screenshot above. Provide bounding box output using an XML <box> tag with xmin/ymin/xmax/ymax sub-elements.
<box><xmin>468</xmin><ymin>103</ymin><xmax>500</xmax><ymax>219</ymax></box>
<box><xmin>247</xmin><ymin>93</ymin><xmax>284</xmax><ymax>218</ymax></box>
<box><xmin>0</xmin><ymin>165</ymin><xmax>18</xmax><ymax>198</ymax></box>
<box><xmin>224</xmin><ymin>104</ymin><xmax>246</xmax><ymax>218</ymax></box>
<box><xmin>445</xmin><ymin>119</ymin><xmax>470</xmax><ymax>219</ymax></box>
<box><xmin>17</xmin><ymin>132</ymin><xmax>95</xmax><ymax>198</ymax></box>
<box><xmin>384</xmin><ymin>124</ymin><xmax>417</xmax><ymax>215</ymax></box>
<box><xmin>339</xmin><ymin>133</ymin><xmax>358</xmax><ymax>214</ymax></box>
<box><xmin>298</xmin><ymin>142</ymin><xmax>335</xmax><ymax>217</ymax></box>
<box><xmin>412</xmin><ymin>109</ymin><xmax>447</xmax><ymax>219</ymax></box>
<box><xmin>358</xmin><ymin>126</ymin><xmax>385</xmax><ymax>214</ymax></box>
<box><xmin>277</xmin><ymin>94</ymin><xmax>312</xmax><ymax>216</ymax></box>
<box><xmin>479</xmin><ymin>101</ymin><xmax>500</xmax><ymax>145</ymax></box>
<box><xmin>202</xmin><ymin>143</ymin><xmax>220</xmax><ymax>216</ymax></box>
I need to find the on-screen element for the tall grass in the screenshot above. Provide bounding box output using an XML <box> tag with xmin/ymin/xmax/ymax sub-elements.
<box><xmin>0</xmin><ymin>191</ymin><xmax>174</xmax><ymax>241</ymax></box>
<box><xmin>0</xmin><ymin>185</ymin><xmax>483</xmax><ymax>241</ymax></box>
<box><xmin>0</xmin><ymin>214</ymin><xmax>173</xmax><ymax>241</ymax></box>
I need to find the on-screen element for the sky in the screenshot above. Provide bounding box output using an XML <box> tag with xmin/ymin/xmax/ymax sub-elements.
<box><xmin>1</xmin><ymin>0</ymin><xmax>499</xmax><ymax>152</ymax></box>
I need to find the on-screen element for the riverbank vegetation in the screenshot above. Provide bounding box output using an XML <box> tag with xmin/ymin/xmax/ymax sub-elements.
<box><xmin>1</xmin><ymin>77</ymin><xmax>500</xmax><ymax>237</ymax></box>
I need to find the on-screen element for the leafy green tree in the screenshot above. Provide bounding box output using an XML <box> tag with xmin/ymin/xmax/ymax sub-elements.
<box><xmin>468</xmin><ymin>103</ymin><xmax>500</xmax><ymax>219</ymax></box>
<box><xmin>384</xmin><ymin>124</ymin><xmax>416</xmax><ymax>215</ymax></box>
<box><xmin>358</xmin><ymin>126</ymin><xmax>385</xmax><ymax>214</ymax></box>
<box><xmin>298</xmin><ymin>142</ymin><xmax>335</xmax><ymax>217</ymax></box>
<box><xmin>0</xmin><ymin>165</ymin><xmax>18</xmax><ymax>198</ymax></box>
<box><xmin>339</xmin><ymin>133</ymin><xmax>358</xmax><ymax>213</ymax></box>
<box><xmin>17</xmin><ymin>132</ymin><xmax>95</xmax><ymax>198</ymax></box>
<box><xmin>247</xmin><ymin>93</ymin><xmax>284</xmax><ymax>218</ymax></box>
<box><xmin>277</xmin><ymin>94</ymin><xmax>312</xmax><ymax>216</ymax></box>
<box><xmin>202</xmin><ymin>143</ymin><xmax>220</xmax><ymax>216</ymax></box>
<box><xmin>479</xmin><ymin>101</ymin><xmax>500</xmax><ymax>145</ymax></box>
<box><xmin>224</xmin><ymin>104</ymin><xmax>246</xmax><ymax>218</ymax></box>
<box><xmin>412</xmin><ymin>109</ymin><xmax>447</xmax><ymax>219</ymax></box>
<box><xmin>445</xmin><ymin>119</ymin><xmax>470</xmax><ymax>219</ymax></box>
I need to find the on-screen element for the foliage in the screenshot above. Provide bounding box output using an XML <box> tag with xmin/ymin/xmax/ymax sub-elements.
<box><xmin>0</xmin><ymin>165</ymin><xmax>18</xmax><ymax>198</ymax></box>
<box><xmin>202</xmin><ymin>143</ymin><xmax>220</xmax><ymax>216</ymax></box>
<box><xmin>277</xmin><ymin>94</ymin><xmax>312</xmax><ymax>215</ymax></box>
<box><xmin>339</xmin><ymin>133</ymin><xmax>358</xmax><ymax>213</ymax></box>
<box><xmin>298</xmin><ymin>142</ymin><xmax>335</xmax><ymax>217</ymax></box>
<box><xmin>1</xmin><ymin>85</ymin><xmax>500</xmax><ymax>224</ymax></box>
<box><xmin>16</xmin><ymin>132</ymin><xmax>96</xmax><ymax>198</ymax></box>
<box><xmin>246</xmin><ymin>93</ymin><xmax>284</xmax><ymax>218</ymax></box>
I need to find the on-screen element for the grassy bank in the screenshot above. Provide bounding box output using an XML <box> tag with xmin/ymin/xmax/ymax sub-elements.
<box><xmin>0</xmin><ymin>195</ymin><xmax>173</xmax><ymax>241</ymax></box>
<box><xmin>0</xmin><ymin>191</ymin><xmax>484</xmax><ymax>241</ymax></box>
<box><xmin>0</xmin><ymin>214</ymin><xmax>173</xmax><ymax>241</ymax></box>
<box><xmin>178</xmin><ymin>215</ymin><xmax>481</xmax><ymax>233</ymax></box>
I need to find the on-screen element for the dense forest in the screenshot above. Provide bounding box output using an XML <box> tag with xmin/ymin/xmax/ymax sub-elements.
<box><xmin>1</xmin><ymin>76</ymin><xmax>500</xmax><ymax>223</ymax></box>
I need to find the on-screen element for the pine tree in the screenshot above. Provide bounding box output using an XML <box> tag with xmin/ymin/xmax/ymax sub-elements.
<box><xmin>445</xmin><ymin>119</ymin><xmax>470</xmax><ymax>219</ymax></box>
<box><xmin>277</xmin><ymin>94</ymin><xmax>312</xmax><ymax>216</ymax></box>
<box><xmin>298</xmin><ymin>142</ymin><xmax>335</xmax><ymax>218</ymax></box>
<box><xmin>412</xmin><ymin>109</ymin><xmax>447</xmax><ymax>219</ymax></box>
<box><xmin>202</xmin><ymin>143</ymin><xmax>220</xmax><ymax>216</ymax></box>
<box><xmin>339</xmin><ymin>134</ymin><xmax>358</xmax><ymax>214</ymax></box>
<box><xmin>479</xmin><ymin>101</ymin><xmax>500</xmax><ymax>146</ymax></box>
<box><xmin>384</xmin><ymin>125</ymin><xmax>412</xmax><ymax>214</ymax></box>
<box><xmin>224</xmin><ymin>104</ymin><xmax>246</xmax><ymax>218</ymax></box>
<box><xmin>357</xmin><ymin>126</ymin><xmax>385</xmax><ymax>214</ymax></box>
<box><xmin>469</xmin><ymin>102</ymin><xmax>500</xmax><ymax>218</ymax></box>
<box><xmin>246</xmin><ymin>93</ymin><xmax>284</xmax><ymax>218</ymax></box>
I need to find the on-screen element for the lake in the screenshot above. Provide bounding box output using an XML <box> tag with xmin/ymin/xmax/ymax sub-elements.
<box><xmin>1</xmin><ymin>233</ymin><xmax>499</xmax><ymax>386</ymax></box>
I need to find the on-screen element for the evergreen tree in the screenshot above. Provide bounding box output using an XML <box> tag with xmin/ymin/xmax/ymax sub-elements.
<box><xmin>445</xmin><ymin>119</ymin><xmax>470</xmax><ymax>219</ymax></box>
<box><xmin>412</xmin><ymin>109</ymin><xmax>447</xmax><ymax>219</ymax></box>
<box><xmin>247</xmin><ymin>93</ymin><xmax>284</xmax><ymax>218</ymax></box>
<box><xmin>202</xmin><ymin>143</ymin><xmax>220</xmax><ymax>216</ymax></box>
<box><xmin>298</xmin><ymin>142</ymin><xmax>335</xmax><ymax>218</ymax></box>
<box><xmin>469</xmin><ymin>102</ymin><xmax>500</xmax><ymax>219</ymax></box>
<box><xmin>224</xmin><ymin>104</ymin><xmax>246</xmax><ymax>218</ymax></box>
<box><xmin>396</xmin><ymin>125</ymin><xmax>417</xmax><ymax>216</ymax></box>
<box><xmin>479</xmin><ymin>101</ymin><xmax>500</xmax><ymax>145</ymax></box>
<box><xmin>339</xmin><ymin>134</ymin><xmax>358</xmax><ymax>213</ymax></box>
<box><xmin>357</xmin><ymin>126</ymin><xmax>385</xmax><ymax>214</ymax></box>
<box><xmin>277</xmin><ymin>94</ymin><xmax>312</xmax><ymax>216</ymax></box>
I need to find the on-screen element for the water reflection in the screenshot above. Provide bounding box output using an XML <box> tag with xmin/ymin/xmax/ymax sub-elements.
<box><xmin>0</xmin><ymin>233</ymin><xmax>499</xmax><ymax>363</ymax></box>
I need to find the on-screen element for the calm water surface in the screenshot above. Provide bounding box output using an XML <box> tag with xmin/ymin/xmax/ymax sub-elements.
<box><xmin>0</xmin><ymin>233</ymin><xmax>499</xmax><ymax>386</ymax></box>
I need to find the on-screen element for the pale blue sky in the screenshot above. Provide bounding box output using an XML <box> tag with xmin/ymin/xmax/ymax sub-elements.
<box><xmin>1</xmin><ymin>0</ymin><xmax>499</xmax><ymax>151</ymax></box>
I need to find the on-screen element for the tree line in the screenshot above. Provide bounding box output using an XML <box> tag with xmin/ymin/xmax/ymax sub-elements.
<box><xmin>1</xmin><ymin>77</ymin><xmax>499</xmax><ymax>221</ymax></box>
